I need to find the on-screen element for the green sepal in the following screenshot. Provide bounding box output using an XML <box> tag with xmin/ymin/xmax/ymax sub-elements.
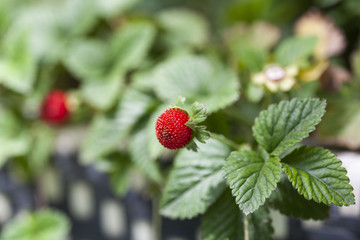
<box><xmin>170</xmin><ymin>95</ymin><xmax>186</xmax><ymax>109</ymax></box>
<box><xmin>169</xmin><ymin>97</ymin><xmax>210</xmax><ymax>152</ymax></box>
<box><xmin>186</xmin><ymin>102</ymin><xmax>210</xmax><ymax>151</ymax></box>
<box><xmin>186</xmin><ymin>101</ymin><xmax>208</xmax><ymax>126</ymax></box>
<box><xmin>185</xmin><ymin>140</ymin><xmax>198</xmax><ymax>152</ymax></box>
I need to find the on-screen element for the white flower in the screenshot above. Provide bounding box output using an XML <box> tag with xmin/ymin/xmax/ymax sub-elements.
<box><xmin>252</xmin><ymin>65</ymin><xmax>298</xmax><ymax>92</ymax></box>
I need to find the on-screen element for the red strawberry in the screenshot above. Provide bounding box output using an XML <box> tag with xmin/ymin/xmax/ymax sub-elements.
<box><xmin>155</xmin><ymin>108</ymin><xmax>193</xmax><ymax>150</ymax></box>
<box><xmin>41</xmin><ymin>90</ymin><xmax>69</xmax><ymax>124</ymax></box>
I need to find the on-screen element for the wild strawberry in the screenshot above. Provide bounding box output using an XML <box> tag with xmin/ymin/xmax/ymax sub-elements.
<box><xmin>41</xmin><ymin>90</ymin><xmax>69</xmax><ymax>124</ymax></box>
<box><xmin>155</xmin><ymin>108</ymin><xmax>193</xmax><ymax>150</ymax></box>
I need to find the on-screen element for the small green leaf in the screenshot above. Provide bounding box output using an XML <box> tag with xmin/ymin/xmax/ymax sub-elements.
<box><xmin>65</xmin><ymin>21</ymin><xmax>155</xmax><ymax>110</ymax></box>
<box><xmin>0</xmin><ymin>209</ymin><xmax>70</xmax><ymax>240</ymax></box>
<box><xmin>97</xmin><ymin>0</ymin><xmax>139</xmax><ymax>17</ymax></box>
<box><xmin>246</xmin><ymin>82</ymin><xmax>264</xmax><ymax>103</ymax></box>
<box><xmin>160</xmin><ymin>139</ymin><xmax>231</xmax><ymax>219</ymax></box>
<box><xmin>202</xmin><ymin>189</ymin><xmax>274</xmax><ymax>240</ymax></box>
<box><xmin>0</xmin><ymin>32</ymin><xmax>36</xmax><ymax>94</ymax></box>
<box><xmin>154</xmin><ymin>55</ymin><xmax>240</xmax><ymax>114</ymax></box>
<box><xmin>80</xmin><ymin>73</ymin><xmax>123</xmax><ymax>110</ymax></box>
<box><xmin>0</xmin><ymin>109</ymin><xmax>31</xmax><ymax>167</ymax></box>
<box><xmin>268</xmin><ymin>176</ymin><xmax>330</xmax><ymax>220</ymax></box>
<box><xmin>157</xmin><ymin>8</ymin><xmax>209</xmax><ymax>49</ymax></box>
<box><xmin>64</xmin><ymin>39</ymin><xmax>109</xmax><ymax>80</ymax></box>
<box><xmin>275</xmin><ymin>36</ymin><xmax>317</xmax><ymax>66</ymax></box>
<box><xmin>0</xmin><ymin>0</ymin><xmax>21</xmax><ymax>35</ymax></box>
<box><xmin>0</xmin><ymin>134</ymin><xmax>30</xmax><ymax>168</ymax></box>
<box><xmin>236</xmin><ymin>47</ymin><xmax>267</xmax><ymax>72</ymax></box>
<box><xmin>253</xmin><ymin>98</ymin><xmax>326</xmax><ymax>156</ymax></box>
<box><xmin>224</xmin><ymin>150</ymin><xmax>281</xmax><ymax>214</ymax></box>
<box><xmin>14</xmin><ymin>0</ymin><xmax>97</xmax><ymax>61</ymax></box>
<box><xmin>60</xmin><ymin>0</ymin><xmax>98</xmax><ymax>36</ymax></box>
<box><xmin>108</xmin><ymin>153</ymin><xmax>132</xmax><ymax>196</ymax></box>
<box><xmin>64</xmin><ymin>39</ymin><xmax>122</xmax><ymax>109</ymax></box>
<box><xmin>110</xmin><ymin>21</ymin><xmax>156</xmax><ymax>72</ymax></box>
<box><xmin>80</xmin><ymin>116</ymin><xmax>115</xmax><ymax>163</ymax></box>
<box><xmin>283</xmin><ymin>146</ymin><xmax>355</xmax><ymax>206</ymax></box>
<box><xmin>317</xmin><ymin>99</ymin><xmax>360</xmax><ymax>149</ymax></box>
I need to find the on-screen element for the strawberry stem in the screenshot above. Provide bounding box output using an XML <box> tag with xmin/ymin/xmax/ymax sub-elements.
<box><xmin>209</xmin><ymin>132</ymin><xmax>242</xmax><ymax>150</ymax></box>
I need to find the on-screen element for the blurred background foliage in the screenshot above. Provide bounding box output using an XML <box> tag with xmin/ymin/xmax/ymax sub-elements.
<box><xmin>0</xmin><ymin>0</ymin><xmax>360</xmax><ymax>239</ymax></box>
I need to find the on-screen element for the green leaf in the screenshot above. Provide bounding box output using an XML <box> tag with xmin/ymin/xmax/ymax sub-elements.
<box><xmin>248</xmin><ymin>206</ymin><xmax>274</xmax><ymax>240</ymax></box>
<box><xmin>0</xmin><ymin>109</ymin><xmax>31</xmax><ymax>167</ymax></box>
<box><xmin>80</xmin><ymin>88</ymin><xmax>153</xmax><ymax>162</ymax></box>
<box><xmin>0</xmin><ymin>209</ymin><xmax>70</xmax><ymax>240</ymax></box>
<box><xmin>108</xmin><ymin>152</ymin><xmax>132</xmax><ymax>196</ymax></box>
<box><xmin>283</xmin><ymin>146</ymin><xmax>355</xmax><ymax>206</ymax></box>
<box><xmin>0</xmin><ymin>0</ymin><xmax>19</xmax><ymax>34</ymax></box>
<box><xmin>0</xmin><ymin>134</ymin><xmax>30</xmax><ymax>167</ymax></box>
<box><xmin>130</xmin><ymin>67</ymin><xmax>158</xmax><ymax>92</ymax></box>
<box><xmin>80</xmin><ymin>116</ymin><xmax>114</xmax><ymax>163</ymax></box>
<box><xmin>224</xmin><ymin>150</ymin><xmax>281</xmax><ymax>214</ymax></box>
<box><xmin>80</xmin><ymin>73</ymin><xmax>123</xmax><ymax>110</ymax></box>
<box><xmin>110</xmin><ymin>21</ymin><xmax>156</xmax><ymax>72</ymax></box>
<box><xmin>65</xmin><ymin>21</ymin><xmax>155</xmax><ymax>110</ymax></box>
<box><xmin>97</xmin><ymin>0</ymin><xmax>140</xmax><ymax>17</ymax></box>
<box><xmin>246</xmin><ymin>82</ymin><xmax>264</xmax><ymax>103</ymax></box>
<box><xmin>202</xmin><ymin>189</ymin><xmax>273</xmax><ymax>240</ymax></box>
<box><xmin>319</xmin><ymin>102</ymin><xmax>360</xmax><ymax>150</ymax></box>
<box><xmin>160</xmin><ymin>138</ymin><xmax>231</xmax><ymax>219</ymax></box>
<box><xmin>59</xmin><ymin>0</ymin><xmax>98</xmax><ymax>36</ymax></box>
<box><xmin>252</xmin><ymin>98</ymin><xmax>326</xmax><ymax>156</ymax></box>
<box><xmin>0</xmin><ymin>32</ymin><xmax>36</xmax><ymax>94</ymax></box>
<box><xmin>275</xmin><ymin>36</ymin><xmax>317</xmax><ymax>66</ymax></box>
<box><xmin>64</xmin><ymin>40</ymin><xmax>110</xmax><ymax>80</ymax></box>
<box><xmin>202</xmin><ymin>189</ymin><xmax>244</xmax><ymax>240</ymax></box>
<box><xmin>129</xmin><ymin>126</ymin><xmax>162</xmax><ymax>183</ymax></box>
<box><xmin>157</xmin><ymin>8</ymin><xmax>209</xmax><ymax>49</ymax></box>
<box><xmin>236</xmin><ymin>47</ymin><xmax>267</xmax><ymax>72</ymax></box>
<box><xmin>13</xmin><ymin>0</ymin><xmax>97</xmax><ymax>61</ymax></box>
<box><xmin>154</xmin><ymin>55</ymin><xmax>240</xmax><ymax>114</ymax></box>
<box><xmin>268</xmin><ymin>176</ymin><xmax>330</xmax><ymax>220</ymax></box>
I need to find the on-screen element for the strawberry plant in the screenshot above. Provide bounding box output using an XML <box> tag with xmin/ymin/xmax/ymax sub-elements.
<box><xmin>158</xmin><ymin>98</ymin><xmax>354</xmax><ymax>239</ymax></box>
<box><xmin>0</xmin><ymin>0</ymin><xmax>359</xmax><ymax>239</ymax></box>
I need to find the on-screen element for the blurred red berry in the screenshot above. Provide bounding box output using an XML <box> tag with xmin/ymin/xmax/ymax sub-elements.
<box><xmin>155</xmin><ymin>108</ymin><xmax>193</xmax><ymax>150</ymax></box>
<box><xmin>41</xmin><ymin>90</ymin><xmax>69</xmax><ymax>124</ymax></box>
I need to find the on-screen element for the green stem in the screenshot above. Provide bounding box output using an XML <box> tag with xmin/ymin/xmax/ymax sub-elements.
<box><xmin>209</xmin><ymin>132</ymin><xmax>250</xmax><ymax>151</ymax></box>
<box><xmin>152</xmin><ymin>194</ymin><xmax>162</xmax><ymax>240</ymax></box>
<box><xmin>209</xmin><ymin>132</ymin><xmax>240</xmax><ymax>150</ymax></box>
<box><xmin>244</xmin><ymin>214</ymin><xmax>249</xmax><ymax>240</ymax></box>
